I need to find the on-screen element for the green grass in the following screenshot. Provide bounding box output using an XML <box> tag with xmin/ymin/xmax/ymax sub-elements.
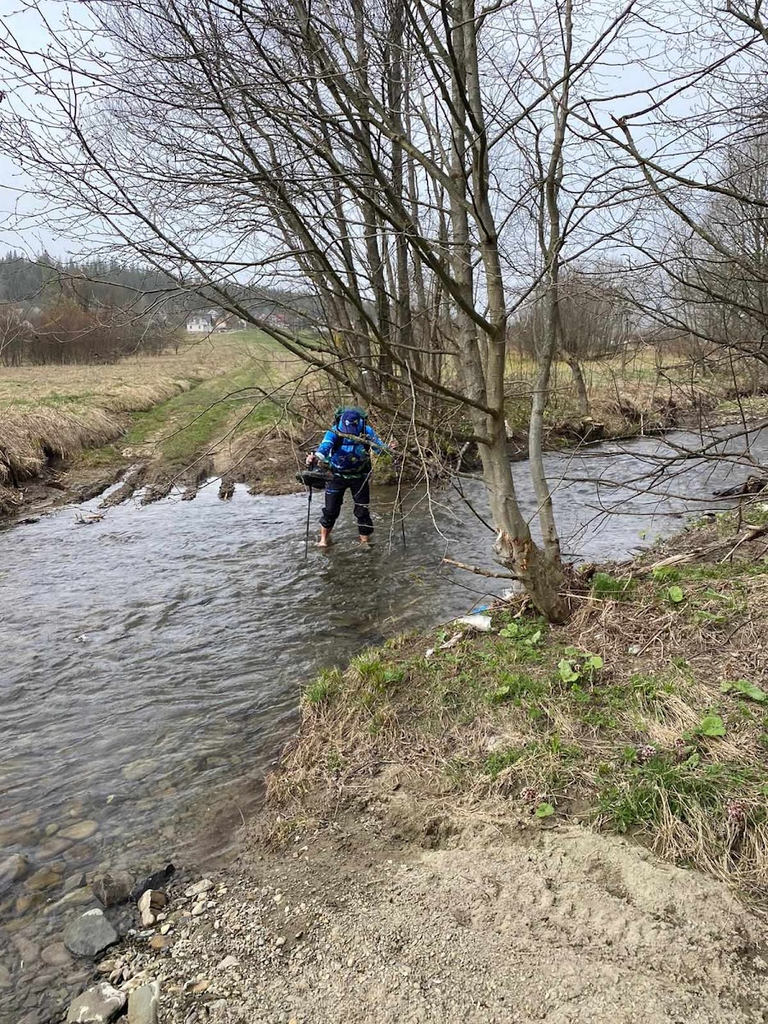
<box><xmin>119</xmin><ymin>339</ymin><xmax>296</xmax><ymax>467</ymax></box>
<box><xmin>276</xmin><ymin>515</ymin><xmax>768</xmax><ymax>889</ymax></box>
<box><xmin>303</xmin><ymin>668</ymin><xmax>342</xmax><ymax>707</ymax></box>
<box><xmin>597</xmin><ymin>755</ymin><xmax>763</xmax><ymax>835</ymax></box>
<box><xmin>590</xmin><ymin>572</ymin><xmax>635</xmax><ymax>601</ymax></box>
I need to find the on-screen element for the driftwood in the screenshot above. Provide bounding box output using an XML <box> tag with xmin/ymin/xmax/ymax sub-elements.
<box><xmin>713</xmin><ymin>475</ymin><xmax>768</xmax><ymax>499</ymax></box>
<box><xmin>638</xmin><ymin>522</ymin><xmax>768</xmax><ymax>573</ymax></box>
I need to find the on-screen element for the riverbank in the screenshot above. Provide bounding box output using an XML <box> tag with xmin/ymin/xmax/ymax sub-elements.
<box><xmin>0</xmin><ymin>331</ymin><xmax>305</xmax><ymax>519</ymax></box>
<box><xmin>4</xmin><ymin>342</ymin><xmax>766</xmax><ymax>523</ymax></box>
<box><xmin>41</xmin><ymin>502</ymin><xmax>768</xmax><ymax>1024</ymax></box>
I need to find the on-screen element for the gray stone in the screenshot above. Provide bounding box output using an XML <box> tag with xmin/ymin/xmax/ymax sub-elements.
<box><xmin>0</xmin><ymin>964</ymin><xmax>12</xmax><ymax>988</ymax></box>
<box><xmin>122</xmin><ymin>759</ymin><xmax>157</xmax><ymax>782</ymax></box>
<box><xmin>12</xmin><ymin>936</ymin><xmax>40</xmax><ymax>965</ymax></box>
<box><xmin>64</xmin><ymin>909</ymin><xmax>119</xmax><ymax>958</ymax></box>
<box><xmin>36</xmin><ymin>836</ymin><xmax>73</xmax><ymax>859</ymax></box>
<box><xmin>41</xmin><ymin>943</ymin><xmax>73</xmax><ymax>967</ymax></box>
<box><xmin>66</xmin><ymin>982</ymin><xmax>125</xmax><ymax>1023</ymax></box>
<box><xmin>59</xmin><ymin>820</ymin><xmax>99</xmax><ymax>842</ymax></box>
<box><xmin>184</xmin><ymin>878</ymin><xmax>214</xmax><ymax>898</ymax></box>
<box><xmin>25</xmin><ymin>866</ymin><xmax>62</xmax><ymax>891</ymax></box>
<box><xmin>0</xmin><ymin>853</ymin><xmax>29</xmax><ymax>893</ymax></box>
<box><xmin>92</xmin><ymin>870</ymin><xmax>133</xmax><ymax>908</ymax></box>
<box><xmin>127</xmin><ymin>981</ymin><xmax>159</xmax><ymax>1024</ymax></box>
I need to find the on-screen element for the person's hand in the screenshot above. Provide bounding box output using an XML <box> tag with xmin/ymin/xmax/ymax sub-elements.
<box><xmin>389</xmin><ymin>438</ymin><xmax>399</xmax><ymax>450</ymax></box>
<box><xmin>305</xmin><ymin>452</ymin><xmax>316</xmax><ymax>467</ymax></box>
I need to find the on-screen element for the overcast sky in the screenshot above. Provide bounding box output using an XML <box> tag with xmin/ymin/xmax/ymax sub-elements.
<box><xmin>0</xmin><ymin>1</ymin><xmax>68</xmax><ymax>257</ymax></box>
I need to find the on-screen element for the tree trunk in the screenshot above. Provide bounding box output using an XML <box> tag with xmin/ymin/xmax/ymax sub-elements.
<box><xmin>566</xmin><ymin>356</ymin><xmax>590</xmax><ymax>417</ymax></box>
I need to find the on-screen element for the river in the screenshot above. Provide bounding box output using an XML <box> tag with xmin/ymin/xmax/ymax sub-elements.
<box><xmin>1</xmin><ymin>425</ymin><xmax>766</xmax><ymax>1023</ymax></box>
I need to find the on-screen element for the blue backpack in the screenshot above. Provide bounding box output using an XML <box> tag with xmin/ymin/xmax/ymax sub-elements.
<box><xmin>331</xmin><ymin>407</ymin><xmax>369</xmax><ymax>474</ymax></box>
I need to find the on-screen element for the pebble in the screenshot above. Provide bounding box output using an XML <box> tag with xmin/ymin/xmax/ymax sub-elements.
<box><xmin>65</xmin><ymin>981</ymin><xmax>125</xmax><ymax>1024</ymax></box>
<box><xmin>41</xmin><ymin>943</ymin><xmax>74</xmax><ymax>967</ymax></box>
<box><xmin>191</xmin><ymin>902</ymin><xmax>206</xmax><ymax>917</ymax></box>
<box><xmin>12</xmin><ymin>937</ymin><xmax>40</xmax><ymax>965</ymax></box>
<box><xmin>15</xmin><ymin>891</ymin><xmax>45</xmax><ymax>915</ymax></box>
<box><xmin>148</xmin><ymin>934</ymin><xmax>171</xmax><ymax>951</ymax></box>
<box><xmin>0</xmin><ymin>853</ymin><xmax>29</xmax><ymax>892</ymax></box>
<box><xmin>25</xmin><ymin>866</ymin><xmax>62</xmax><ymax>892</ymax></box>
<box><xmin>64</xmin><ymin>908</ymin><xmax>119</xmax><ymax>958</ymax></box>
<box><xmin>217</xmin><ymin>955</ymin><xmax>239</xmax><ymax>970</ymax></box>
<box><xmin>36</xmin><ymin>836</ymin><xmax>73</xmax><ymax>859</ymax></box>
<box><xmin>59</xmin><ymin>820</ymin><xmax>99</xmax><ymax>842</ymax></box>
<box><xmin>184</xmin><ymin>878</ymin><xmax>214</xmax><ymax>898</ymax></box>
<box><xmin>138</xmin><ymin>889</ymin><xmax>167</xmax><ymax>927</ymax></box>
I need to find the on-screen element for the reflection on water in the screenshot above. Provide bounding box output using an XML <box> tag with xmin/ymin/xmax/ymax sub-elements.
<box><xmin>0</xmin><ymin>424</ymin><xmax>766</xmax><ymax>1022</ymax></box>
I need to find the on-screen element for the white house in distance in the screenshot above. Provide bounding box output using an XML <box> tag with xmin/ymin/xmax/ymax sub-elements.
<box><xmin>186</xmin><ymin>312</ymin><xmax>215</xmax><ymax>333</ymax></box>
<box><xmin>186</xmin><ymin>310</ymin><xmax>248</xmax><ymax>333</ymax></box>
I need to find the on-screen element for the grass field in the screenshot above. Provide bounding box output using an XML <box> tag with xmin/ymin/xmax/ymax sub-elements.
<box><xmin>0</xmin><ymin>331</ymin><xmax>303</xmax><ymax>511</ymax></box>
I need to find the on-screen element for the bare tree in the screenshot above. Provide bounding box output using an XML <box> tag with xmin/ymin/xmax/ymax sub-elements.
<box><xmin>0</xmin><ymin>0</ymin><xmax>655</xmax><ymax>619</ymax></box>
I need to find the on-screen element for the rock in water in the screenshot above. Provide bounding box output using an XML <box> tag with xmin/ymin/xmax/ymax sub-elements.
<box><xmin>0</xmin><ymin>853</ymin><xmax>28</xmax><ymax>893</ymax></box>
<box><xmin>59</xmin><ymin>820</ymin><xmax>99</xmax><ymax>842</ymax></box>
<box><xmin>66</xmin><ymin>982</ymin><xmax>125</xmax><ymax>1023</ymax></box>
<box><xmin>25</xmin><ymin>865</ymin><xmax>62</xmax><ymax>891</ymax></box>
<box><xmin>64</xmin><ymin>909</ymin><xmax>119</xmax><ymax>958</ymax></box>
<box><xmin>41</xmin><ymin>942</ymin><xmax>73</xmax><ymax>967</ymax></box>
<box><xmin>92</xmin><ymin>871</ymin><xmax>133</xmax><ymax>908</ymax></box>
<box><xmin>131</xmin><ymin>864</ymin><xmax>174</xmax><ymax>903</ymax></box>
<box><xmin>127</xmin><ymin>981</ymin><xmax>159</xmax><ymax>1024</ymax></box>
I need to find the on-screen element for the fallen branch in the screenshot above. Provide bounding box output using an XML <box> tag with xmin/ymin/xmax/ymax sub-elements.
<box><xmin>442</xmin><ymin>557</ymin><xmax>518</xmax><ymax>580</ymax></box>
<box><xmin>640</xmin><ymin>523</ymin><xmax>768</xmax><ymax>573</ymax></box>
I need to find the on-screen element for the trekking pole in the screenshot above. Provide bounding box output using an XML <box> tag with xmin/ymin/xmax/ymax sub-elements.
<box><xmin>304</xmin><ymin>484</ymin><xmax>313</xmax><ymax>559</ymax></box>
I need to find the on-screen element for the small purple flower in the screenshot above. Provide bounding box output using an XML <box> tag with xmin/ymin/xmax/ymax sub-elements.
<box><xmin>520</xmin><ymin>786</ymin><xmax>539</xmax><ymax>804</ymax></box>
<box><xmin>726</xmin><ymin>799</ymin><xmax>747</xmax><ymax>828</ymax></box>
<box><xmin>637</xmin><ymin>744</ymin><xmax>657</xmax><ymax>763</ymax></box>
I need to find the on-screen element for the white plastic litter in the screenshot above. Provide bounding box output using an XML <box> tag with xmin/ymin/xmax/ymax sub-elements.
<box><xmin>454</xmin><ymin>614</ymin><xmax>493</xmax><ymax>631</ymax></box>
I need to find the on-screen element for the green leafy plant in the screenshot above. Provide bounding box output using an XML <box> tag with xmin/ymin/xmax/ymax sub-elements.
<box><xmin>695</xmin><ymin>714</ymin><xmax>726</xmax><ymax>738</ymax></box>
<box><xmin>535</xmin><ymin>802</ymin><xmax>555</xmax><ymax>818</ymax></box>
<box><xmin>720</xmin><ymin>679</ymin><xmax>767</xmax><ymax>703</ymax></box>
<box><xmin>302</xmin><ymin>668</ymin><xmax>340</xmax><ymax>706</ymax></box>
<box><xmin>558</xmin><ymin>647</ymin><xmax>604</xmax><ymax>684</ymax></box>
<box><xmin>668</xmin><ymin>585</ymin><xmax>685</xmax><ymax>604</ymax></box>
<box><xmin>498</xmin><ymin>620</ymin><xmax>544</xmax><ymax>645</ymax></box>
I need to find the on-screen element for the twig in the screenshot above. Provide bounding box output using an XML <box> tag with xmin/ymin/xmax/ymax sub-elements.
<box><xmin>442</xmin><ymin>557</ymin><xmax>518</xmax><ymax>580</ymax></box>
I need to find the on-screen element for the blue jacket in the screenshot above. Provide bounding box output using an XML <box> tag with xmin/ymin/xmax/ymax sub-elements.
<box><xmin>316</xmin><ymin>423</ymin><xmax>391</xmax><ymax>476</ymax></box>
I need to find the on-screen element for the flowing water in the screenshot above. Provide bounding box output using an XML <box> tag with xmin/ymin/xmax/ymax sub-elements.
<box><xmin>1</xmin><ymin>425</ymin><xmax>767</xmax><ymax>1022</ymax></box>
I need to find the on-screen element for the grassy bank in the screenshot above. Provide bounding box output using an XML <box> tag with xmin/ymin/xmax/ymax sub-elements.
<box><xmin>3</xmin><ymin>338</ymin><xmax>767</xmax><ymax>517</ymax></box>
<box><xmin>271</xmin><ymin>504</ymin><xmax>768</xmax><ymax>895</ymax></box>
<box><xmin>0</xmin><ymin>331</ymin><xmax>303</xmax><ymax>513</ymax></box>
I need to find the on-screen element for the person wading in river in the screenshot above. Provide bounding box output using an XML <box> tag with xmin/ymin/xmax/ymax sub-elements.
<box><xmin>305</xmin><ymin>407</ymin><xmax>395</xmax><ymax>547</ymax></box>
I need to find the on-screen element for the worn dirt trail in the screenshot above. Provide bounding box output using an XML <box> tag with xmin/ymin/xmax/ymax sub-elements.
<box><xmin>136</xmin><ymin>810</ymin><xmax>768</xmax><ymax>1024</ymax></box>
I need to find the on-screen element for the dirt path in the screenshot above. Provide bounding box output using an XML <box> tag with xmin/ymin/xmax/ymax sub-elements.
<box><xmin>113</xmin><ymin>807</ymin><xmax>768</xmax><ymax>1024</ymax></box>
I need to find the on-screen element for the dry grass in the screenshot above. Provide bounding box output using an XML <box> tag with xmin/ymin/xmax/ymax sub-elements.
<box><xmin>270</xmin><ymin>507</ymin><xmax>768</xmax><ymax>896</ymax></box>
<box><xmin>0</xmin><ymin>332</ymin><xmax>300</xmax><ymax>510</ymax></box>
